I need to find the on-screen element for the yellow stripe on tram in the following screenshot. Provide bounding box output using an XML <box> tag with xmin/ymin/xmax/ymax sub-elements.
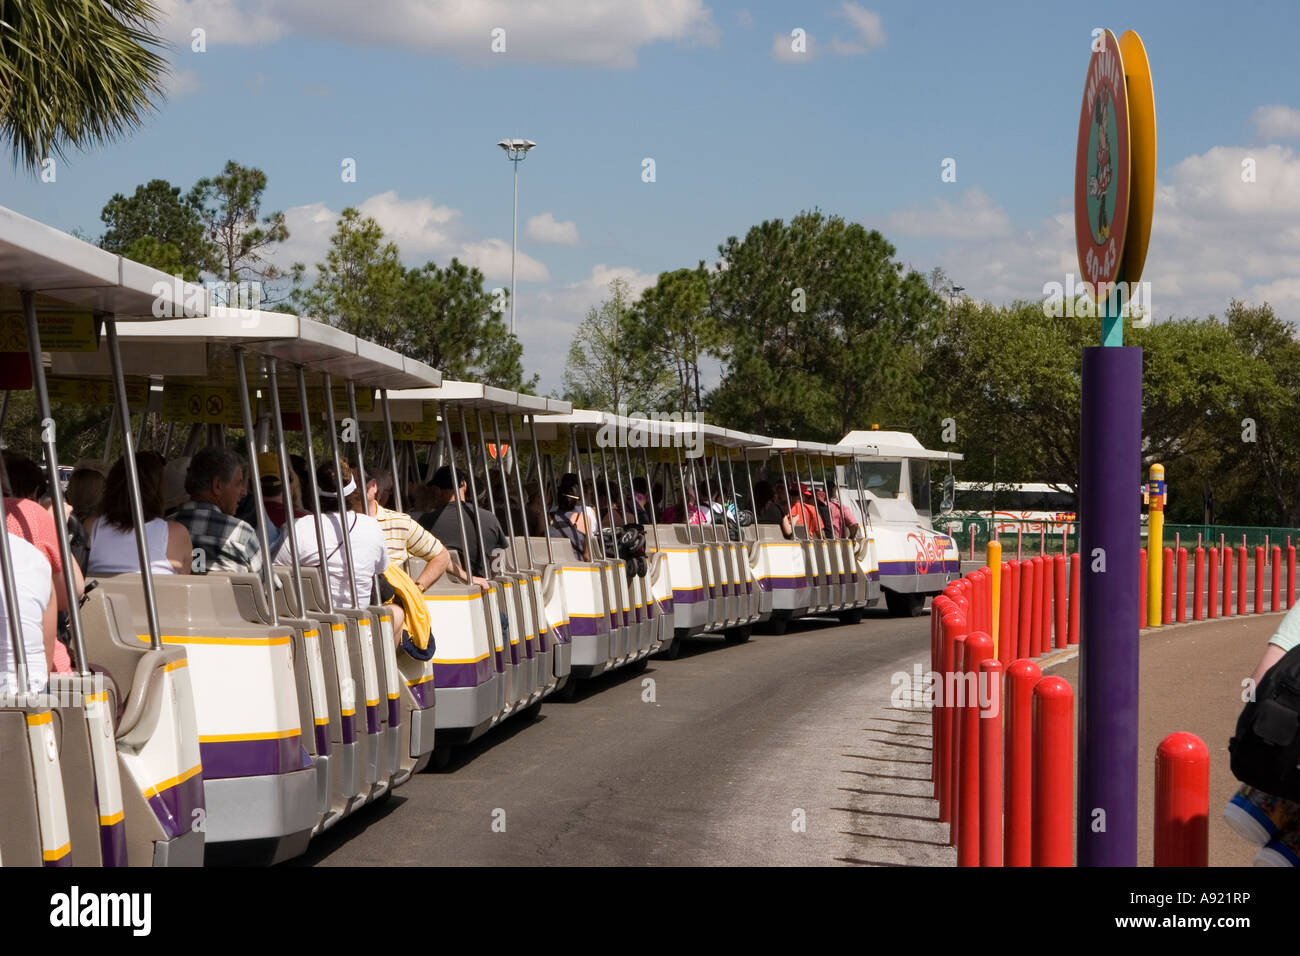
<box><xmin>43</xmin><ymin>842</ymin><xmax>71</xmax><ymax>862</ymax></box>
<box><xmin>142</xmin><ymin>763</ymin><xmax>203</xmax><ymax>799</ymax></box>
<box><xmin>198</xmin><ymin>729</ymin><xmax>300</xmax><ymax>743</ymax></box>
<box><xmin>98</xmin><ymin>810</ymin><xmax>124</xmax><ymax>827</ymax></box>
<box><xmin>25</xmin><ymin>712</ymin><xmax>52</xmax><ymax>726</ymax></box>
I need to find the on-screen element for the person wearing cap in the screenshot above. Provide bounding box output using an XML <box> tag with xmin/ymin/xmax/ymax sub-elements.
<box><xmin>785</xmin><ymin>482</ymin><xmax>823</xmax><ymax>538</ymax></box>
<box><xmin>171</xmin><ymin>447</ymin><xmax>263</xmax><ymax>575</ymax></box>
<box><xmin>418</xmin><ymin>465</ymin><xmax>508</xmax><ymax>582</ymax></box>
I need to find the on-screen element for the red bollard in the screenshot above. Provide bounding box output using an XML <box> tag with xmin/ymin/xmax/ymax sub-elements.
<box><xmin>1220</xmin><ymin>546</ymin><xmax>1230</xmax><ymax>617</ymax></box>
<box><xmin>1018</xmin><ymin>560</ymin><xmax>1033</xmax><ymax>660</ymax></box>
<box><xmin>969</xmin><ymin>571</ymin><xmax>982</xmax><ymax>637</ymax></box>
<box><xmin>1289</xmin><ymin>545</ymin><xmax>1296</xmax><ymax>610</ymax></box>
<box><xmin>948</xmin><ymin>630</ymin><xmax>967</xmax><ymax>838</ymax></box>
<box><xmin>1016</xmin><ymin>526</ymin><xmax>1022</xmax><ymax>561</ymax></box>
<box><xmin>1068</xmin><ymin>553</ymin><xmax>1080</xmax><ymax>646</ymax></box>
<box><xmin>1040</xmin><ymin>553</ymin><xmax>1053</xmax><ymax>651</ymax></box>
<box><xmin>1039</xmin><ymin>526</ymin><xmax>1045</xmax><ymax>557</ymax></box>
<box><xmin>979</xmin><ymin>658</ymin><xmax>1004</xmax><ymax>867</ymax></box>
<box><xmin>969</xmin><ymin>525</ymin><xmax>976</xmax><ymax>562</ymax></box>
<box><xmin>1272</xmin><ymin>546</ymin><xmax>1282</xmax><ymax>612</ymax></box>
<box><xmin>1239</xmin><ymin>546</ymin><xmax>1248</xmax><ymax>615</ymax></box>
<box><xmin>1255</xmin><ymin>546</ymin><xmax>1265</xmax><ymax>613</ymax></box>
<box><xmin>958</xmin><ymin>632</ymin><xmax>993</xmax><ymax>867</ymax></box>
<box><xmin>1139</xmin><ymin>548</ymin><xmax>1148</xmax><ymax>626</ymax></box>
<box><xmin>1207</xmin><ymin>546</ymin><xmax>1219</xmax><ymax>619</ymax></box>
<box><xmin>999</xmin><ymin>562</ymin><xmax>1012</xmax><ymax>667</ymax></box>
<box><xmin>939</xmin><ymin>611</ymin><xmax>966</xmax><ymax>825</ymax></box>
<box><xmin>1154</xmin><ymin>732</ymin><xmax>1210</xmax><ymax>867</ymax></box>
<box><xmin>1192</xmin><ymin>547</ymin><xmax>1204</xmax><ymax>621</ymax></box>
<box><xmin>1162</xmin><ymin>547</ymin><xmax>1174</xmax><ymax>625</ymax></box>
<box><xmin>1008</xmin><ymin>561</ymin><xmax>1022</xmax><ymax>662</ymax></box>
<box><xmin>1003</xmin><ymin>659</ymin><xmax>1040</xmax><ymax>867</ymax></box>
<box><xmin>1029</xmin><ymin>557</ymin><xmax>1043</xmax><ymax>657</ymax></box>
<box><xmin>1053</xmin><ymin>555</ymin><xmax>1067</xmax><ymax>650</ymax></box>
<box><xmin>1176</xmin><ymin>547</ymin><xmax>1188</xmax><ymax>623</ymax></box>
<box><xmin>982</xmin><ymin>568</ymin><xmax>993</xmax><ymax>634</ymax></box>
<box><xmin>1032</xmin><ymin>676</ymin><xmax>1074</xmax><ymax>866</ymax></box>
<box><xmin>931</xmin><ymin>595</ymin><xmax>954</xmax><ymax>788</ymax></box>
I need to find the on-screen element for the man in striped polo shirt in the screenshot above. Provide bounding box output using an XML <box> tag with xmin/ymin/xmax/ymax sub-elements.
<box><xmin>364</xmin><ymin>467</ymin><xmax>452</xmax><ymax>589</ymax></box>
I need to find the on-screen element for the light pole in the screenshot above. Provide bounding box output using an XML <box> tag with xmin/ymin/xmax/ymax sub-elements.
<box><xmin>498</xmin><ymin>138</ymin><xmax>536</xmax><ymax>337</ymax></box>
<box><xmin>948</xmin><ymin>284</ymin><xmax>965</xmax><ymax>309</ymax></box>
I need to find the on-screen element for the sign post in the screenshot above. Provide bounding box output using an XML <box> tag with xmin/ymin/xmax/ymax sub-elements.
<box><xmin>1075</xmin><ymin>28</ymin><xmax>1155</xmax><ymax>868</ymax></box>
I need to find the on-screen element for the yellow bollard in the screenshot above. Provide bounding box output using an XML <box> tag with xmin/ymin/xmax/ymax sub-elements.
<box><xmin>987</xmin><ymin>539</ymin><xmax>1002</xmax><ymax>657</ymax></box>
<box><xmin>1147</xmin><ymin>463</ymin><xmax>1165</xmax><ymax>627</ymax></box>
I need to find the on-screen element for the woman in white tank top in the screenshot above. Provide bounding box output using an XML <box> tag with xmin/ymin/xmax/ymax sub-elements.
<box><xmin>0</xmin><ymin>532</ymin><xmax>55</xmax><ymax>695</ymax></box>
<box><xmin>85</xmin><ymin>453</ymin><xmax>192</xmax><ymax>576</ymax></box>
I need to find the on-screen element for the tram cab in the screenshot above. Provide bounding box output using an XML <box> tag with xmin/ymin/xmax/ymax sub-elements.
<box><xmin>838</xmin><ymin>430</ymin><xmax>962</xmax><ymax>616</ymax></box>
<box><xmin>0</xmin><ymin>203</ymin><xmax>208</xmax><ymax>866</ymax></box>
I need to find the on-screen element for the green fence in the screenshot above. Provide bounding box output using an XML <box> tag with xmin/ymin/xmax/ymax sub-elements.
<box><xmin>936</xmin><ymin>515</ymin><xmax>1300</xmax><ymax>561</ymax></box>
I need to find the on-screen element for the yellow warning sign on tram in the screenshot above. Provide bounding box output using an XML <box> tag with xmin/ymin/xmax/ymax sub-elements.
<box><xmin>0</xmin><ymin>311</ymin><xmax>97</xmax><ymax>352</ymax></box>
<box><xmin>162</xmin><ymin>385</ymin><xmax>243</xmax><ymax>425</ymax></box>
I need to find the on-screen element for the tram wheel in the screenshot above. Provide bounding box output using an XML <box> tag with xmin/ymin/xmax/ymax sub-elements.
<box><xmin>432</xmin><ymin>745</ymin><xmax>454</xmax><ymax>770</ymax></box>
<box><xmin>724</xmin><ymin>626</ymin><xmax>751</xmax><ymax>645</ymax></box>
<box><xmin>838</xmin><ymin>608</ymin><xmax>865</xmax><ymax>625</ymax></box>
<box><xmin>556</xmin><ymin>676</ymin><xmax>580</xmax><ymax>702</ymax></box>
<box><xmin>659</xmin><ymin>636</ymin><xmax>682</xmax><ymax>660</ymax></box>
<box><xmin>885</xmin><ymin>591</ymin><xmax>925</xmax><ymax>617</ymax></box>
<box><xmin>762</xmin><ymin>617</ymin><xmax>789</xmax><ymax>635</ymax></box>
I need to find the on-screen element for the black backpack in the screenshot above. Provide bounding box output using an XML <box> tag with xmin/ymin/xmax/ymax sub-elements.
<box><xmin>550</xmin><ymin>509</ymin><xmax>586</xmax><ymax>561</ymax></box>
<box><xmin>1229</xmin><ymin>644</ymin><xmax>1300</xmax><ymax>799</ymax></box>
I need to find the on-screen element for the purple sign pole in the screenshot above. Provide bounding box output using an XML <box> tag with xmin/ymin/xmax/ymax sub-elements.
<box><xmin>1077</xmin><ymin>344</ymin><xmax>1141</xmax><ymax>866</ymax></box>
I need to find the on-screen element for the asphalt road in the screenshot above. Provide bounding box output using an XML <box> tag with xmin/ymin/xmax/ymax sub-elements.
<box><xmin>293</xmin><ymin>607</ymin><xmax>951</xmax><ymax>867</ymax></box>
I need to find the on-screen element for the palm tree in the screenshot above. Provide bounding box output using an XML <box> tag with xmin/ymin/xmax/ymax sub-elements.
<box><xmin>0</xmin><ymin>0</ymin><xmax>168</xmax><ymax>172</ymax></box>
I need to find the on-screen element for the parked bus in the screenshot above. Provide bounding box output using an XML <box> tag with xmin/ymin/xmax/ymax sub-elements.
<box><xmin>939</xmin><ymin>481</ymin><xmax>1077</xmax><ymax>535</ymax></box>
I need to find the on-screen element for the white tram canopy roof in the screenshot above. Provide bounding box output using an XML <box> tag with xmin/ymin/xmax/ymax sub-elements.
<box><xmin>0</xmin><ymin>203</ymin><xmax>208</xmax><ymax>318</ymax></box>
<box><xmin>51</xmin><ymin>308</ymin><xmax>441</xmax><ymax>390</ymax></box>
<box><xmin>403</xmin><ymin>379</ymin><xmax>561</xmax><ymax>414</ymax></box>
<box><xmin>839</xmin><ymin>429</ymin><xmax>963</xmax><ymax>462</ymax></box>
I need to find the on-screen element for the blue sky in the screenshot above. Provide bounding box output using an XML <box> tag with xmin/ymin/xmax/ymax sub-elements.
<box><xmin>4</xmin><ymin>0</ymin><xmax>1298</xmax><ymax>392</ymax></box>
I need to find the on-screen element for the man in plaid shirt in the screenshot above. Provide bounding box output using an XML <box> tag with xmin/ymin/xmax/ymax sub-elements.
<box><xmin>172</xmin><ymin>447</ymin><xmax>264</xmax><ymax>575</ymax></box>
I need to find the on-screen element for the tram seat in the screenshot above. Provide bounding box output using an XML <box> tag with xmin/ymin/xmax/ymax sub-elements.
<box><xmin>408</xmin><ymin>555</ymin><xmax>501</xmax><ymax>745</ymax></box>
<box><xmin>644</xmin><ymin>549</ymin><xmax>674</xmax><ymax>649</ymax></box>
<box><xmin>76</xmin><ymin>585</ymin><xmax>205</xmax><ymax>866</ymax></box>
<box><xmin>515</xmin><ymin>538</ymin><xmax>573</xmax><ymax>692</ymax></box>
<box><xmin>753</xmin><ymin>524</ymin><xmax>811</xmax><ymax>628</ymax></box>
<box><xmin>0</xmin><ymin>704</ymin><xmax>74</xmax><ymax>867</ymax></box>
<box><xmin>655</xmin><ymin>526</ymin><xmax>708</xmax><ymax>638</ymax></box>
<box><xmin>292</xmin><ymin>567</ymin><xmax>386</xmax><ymax>806</ymax></box>
<box><xmin>270</xmin><ymin>567</ymin><xmax>363</xmax><ymax>825</ymax></box>
<box><xmin>223</xmin><ymin>572</ymin><xmax>334</xmax><ymax>832</ymax></box>
<box><xmin>90</xmin><ymin>574</ymin><xmax>315</xmax><ymax>865</ymax></box>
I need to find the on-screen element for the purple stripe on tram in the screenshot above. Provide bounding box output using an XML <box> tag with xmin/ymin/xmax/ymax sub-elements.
<box><xmin>387</xmin><ymin>698</ymin><xmax>401</xmax><ymax>728</ymax></box>
<box><xmin>340</xmin><ymin>713</ymin><xmax>356</xmax><ymax>743</ymax></box>
<box><xmin>100</xmin><ymin>819</ymin><xmax>128</xmax><ymax>867</ymax></box>
<box><xmin>314</xmin><ymin>724</ymin><xmax>331</xmax><ymax>756</ymax></box>
<box><xmin>406</xmin><ymin>679</ymin><xmax>435</xmax><ymax>710</ymax></box>
<box><xmin>766</xmin><ymin>577</ymin><xmax>809</xmax><ymax>591</ymax></box>
<box><xmin>435</xmin><ymin>659</ymin><xmax>493</xmax><ymax>688</ymax></box>
<box><xmin>44</xmin><ymin>853</ymin><xmax>71</xmax><ymax>868</ymax></box>
<box><xmin>147</xmin><ymin>773</ymin><xmax>206</xmax><ymax>841</ymax></box>
<box><xmin>366</xmin><ymin>704</ymin><xmax>381</xmax><ymax>736</ymax></box>
<box><xmin>200</xmin><ymin>735</ymin><xmax>311</xmax><ymax>779</ymax></box>
<box><xmin>672</xmin><ymin>588</ymin><xmax>705</xmax><ymax>605</ymax></box>
<box><xmin>879</xmin><ymin>559</ymin><xmax>962</xmax><ymax>575</ymax></box>
<box><xmin>568</xmin><ymin>615</ymin><xmax>607</xmax><ymax>638</ymax></box>
<box><xmin>550</xmin><ymin>621</ymin><xmax>571</xmax><ymax>644</ymax></box>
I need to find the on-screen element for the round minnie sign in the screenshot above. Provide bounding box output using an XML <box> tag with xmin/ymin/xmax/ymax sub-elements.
<box><xmin>1075</xmin><ymin>28</ymin><xmax>1130</xmax><ymax>293</ymax></box>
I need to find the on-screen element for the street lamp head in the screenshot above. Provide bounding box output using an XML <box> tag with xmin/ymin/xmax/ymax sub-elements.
<box><xmin>498</xmin><ymin>138</ymin><xmax>536</xmax><ymax>159</ymax></box>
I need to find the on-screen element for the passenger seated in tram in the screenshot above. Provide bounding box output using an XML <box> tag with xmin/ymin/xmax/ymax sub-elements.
<box><xmin>171</xmin><ymin>447</ymin><xmax>265</xmax><ymax>575</ymax></box>
<box><xmin>754</xmin><ymin>479</ymin><xmax>783</xmax><ymax>525</ymax></box>
<box><xmin>3</xmin><ymin>461</ymin><xmax>75</xmax><ymax>674</ymax></box>
<box><xmin>85</xmin><ymin>452</ymin><xmax>193</xmax><ymax>576</ymax></box>
<box><xmin>258</xmin><ymin>453</ymin><xmax>307</xmax><ymax>529</ymax></box>
<box><xmin>274</xmin><ymin>459</ymin><xmax>389</xmax><ymax>609</ymax></box>
<box><xmin>824</xmin><ymin>478</ymin><xmax>860</xmax><ymax>538</ymax></box>
<box><xmin>364</xmin><ymin>467</ymin><xmax>451</xmax><ymax>592</ymax></box>
<box><xmin>65</xmin><ymin>464</ymin><xmax>105</xmax><ymax>525</ymax></box>
<box><xmin>0</xmin><ymin>531</ymin><xmax>56</xmax><ymax>696</ymax></box>
<box><xmin>785</xmin><ymin>483</ymin><xmax>823</xmax><ymax>538</ymax></box>
<box><xmin>630</xmin><ymin>477</ymin><xmax>653</xmax><ymax>523</ymax></box>
<box><xmin>549</xmin><ymin>476</ymin><xmax>589</xmax><ymax>561</ymax></box>
<box><xmin>418</xmin><ymin>465</ymin><xmax>508</xmax><ymax>582</ymax></box>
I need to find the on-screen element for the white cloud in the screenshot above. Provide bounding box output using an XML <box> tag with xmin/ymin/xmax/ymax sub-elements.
<box><xmin>830</xmin><ymin>3</ymin><xmax>885</xmax><ymax>55</ymax></box>
<box><xmin>526</xmin><ymin>212</ymin><xmax>580</xmax><ymax>245</ymax></box>
<box><xmin>771</xmin><ymin>30</ymin><xmax>815</xmax><ymax>63</ymax></box>
<box><xmin>162</xmin><ymin>67</ymin><xmax>200</xmax><ymax>98</ymax></box>
<box><xmin>892</xmin><ymin>144</ymin><xmax>1300</xmax><ymax>326</ymax></box>
<box><xmin>520</xmin><ymin>264</ymin><xmax>659</xmax><ymax>392</ymax></box>
<box><xmin>275</xmin><ymin>191</ymin><xmax>548</xmax><ymax>283</ymax></box>
<box><xmin>156</xmin><ymin>0</ymin><xmax>717</xmax><ymax>68</ymax></box>
<box><xmin>884</xmin><ymin>187</ymin><xmax>1013</xmax><ymax>240</ymax></box>
<box><xmin>1253</xmin><ymin>105</ymin><xmax>1300</xmax><ymax>142</ymax></box>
